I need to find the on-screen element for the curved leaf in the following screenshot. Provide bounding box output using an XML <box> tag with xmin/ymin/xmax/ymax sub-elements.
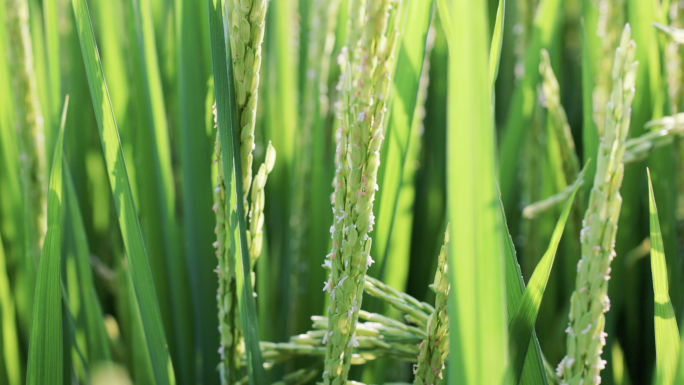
<box><xmin>69</xmin><ymin>0</ymin><xmax>176</xmax><ymax>382</ymax></box>
<box><xmin>508</xmin><ymin>165</ymin><xmax>587</xmax><ymax>383</ymax></box>
<box><xmin>26</xmin><ymin>97</ymin><xmax>67</xmax><ymax>385</ymax></box>
<box><xmin>373</xmin><ymin>0</ymin><xmax>433</xmax><ymax>287</ymax></box>
<box><xmin>64</xmin><ymin>162</ymin><xmax>112</xmax><ymax>365</ymax></box>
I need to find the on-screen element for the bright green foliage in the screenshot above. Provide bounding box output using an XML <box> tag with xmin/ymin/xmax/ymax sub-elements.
<box><xmin>500</xmin><ymin>196</ymin><xmax>548</xmax><ymax>384</ymax></box>
<box><xmin>26</xmin><ymin>98</ymin><xmax>65</xmax><ymax>385</ymax></box>
<box><xmin>70</xmin><ymin>0</ymin><xmax>176</xmax><ymax>382</ymax></box>
<box><xmin>64</xmin><ymin>163</ymin><xmax>112</xmax><ymax>366</ymax></box>
<box><xmin>125</xmin><ymin>0</ymin><xmax>194</xmax><ymax>381</ymax></box>
<box><xmin>489</xmin><ymin>0</ymin><xmax>505</xmax><ymax>90</ymax></box>
<box><xmin>371</xmin><ymin>0</ymin><xmax>432</xmax><ymax>288</ymax></box>
<box><xmin>509</xmin><ymin>166</ymin><xmax>585</xmax><ymax>382</ymax></box>
<box><xmin>498</xmin><ymin>0</ymin><xmax>563</xmax><ymax>213</ymax></box>
<box><xmin>6</xmin><ymin>0</ymin><xmax>684</xmax><ymax>383</ymax></box>
<box><xmin>174</xmin><ymin>0</ymin><xmax>217</xmax><ymax>380</ymax></box>
<box><xmin>647</xmin><ymin>170</ymin><xmax>680</xmax><ymax>385</ymax></box>
<box><xmin>443</xmin><ymin>0</ymin><xmax>509</xmax><ymax>384</ymax></box>
<box><xmin>0</xmin><ymin>231</ymin><xmax>20</xmax><ymax>385</ymax></box>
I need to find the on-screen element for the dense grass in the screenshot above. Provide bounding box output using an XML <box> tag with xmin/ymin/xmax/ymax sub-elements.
<box><xmin>4</xmin><ymin>0</ymin><xmax>684</xmax><ymax>384</ymax></box>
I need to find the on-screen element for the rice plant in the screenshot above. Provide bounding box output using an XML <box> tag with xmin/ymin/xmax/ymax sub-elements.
<box><xmin>6</xmin><ymin>0</ymin><xmax>684</xmax><ymax>384</ymax></box>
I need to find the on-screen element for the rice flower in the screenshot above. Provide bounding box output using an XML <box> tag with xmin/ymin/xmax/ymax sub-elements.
<box><xmin>229</xmin><ymin>0</ymin><xmax>268</xmax><ymax>206</ymax></box>
<box><xmin>559</xmin><ymin>24</ymin><xmax>637</xmax><ymax>385</ymax></box>
<box><xmin>413</xmin><ymin>225</ymin><xmax>450</xmax><ymax>385</ymax></box>
<box><xmin>322</xmin><ymin>0</ymin><xmax>401</xmax><ymax>383</ymax></box>
<box><xmin>247</xmin><ymin>141</ymin><xmax>275</xmax><ymax>272</ymax></box>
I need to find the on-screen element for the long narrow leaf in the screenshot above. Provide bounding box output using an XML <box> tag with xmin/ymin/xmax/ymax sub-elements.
<box><xmin>445</xmin><ymin>0</ymin><xmax>508</xmax><ymax>383</ymax></box>
<box><xmin>488</xmin><ymin>0</ymin><xmax>505</xmax><ymax>90</ymax></box>
<box><xmin>126</xmin><ymin>0</ymin><xmax>194</xmax><ymax>380</ymax></box>
<box><xmin>0</xmin><ymin>231</ymin><xmax>20</xmax><ymax>385</ymax></box>
<box><xmin>498</xmin><ymin>0</ymin><xmax>563</xmax><ymax>213</ymax></box>
<box><xmin>174</xmin><ymin>0</ymin><xmax>218</xmax><ymax>380</ymax></box>
<box><xmin>69</xmin><ymin>1</ymin><xmax>176</xmax><ymax>383</ymax></box>
<box><xmin>508</xmin><ymin>165</ymin><xmax>587</xmax><ymax>382</ymax></box>
<box><xmin>64</xmin><ymin>162</ymin><xmax>112</xmax><ymax>365</ymax></box>
<box><xmin>500</xmin><ymin>196</ymin><xmax>548</xmax><ymax>385</ymax></box>
<box><xmin>206</xmin><ymin>0</ymin><xmax>266</xmax><ymax>382</ymax></box>
<box><xmin>647</xmin><ymin>169</ymin><xmax>680</xmax><ymax>385</ymax></box>
<box><xmin>373</xmin><ymin>0</ymin><xmax>433</xmax><ymax>287</ymax></box>
<box><xmin>26</xmin><ymin>97</ymin><xmax>67</xmax><ymax>385</ymax></box>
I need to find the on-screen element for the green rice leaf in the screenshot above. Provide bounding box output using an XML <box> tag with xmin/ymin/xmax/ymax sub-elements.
<box><xmin>42</xmin><ymin>0</ymin><xmax>62</xmax><ymax>167</ymax></box>
<box><xmin>498</xmin><ymin>0</ymin><xmax>563</xmax><ymax>214</ymax></box>
<box><xmin>26</xmin><ymin>96</ymin><xmax>67</xmax><ymax>385</ymax></box>
<box><xmin>0</xmin><ymin>1</ymin><xmax>30</xmax><ymax>368</ymax></box>
<box><xmin>69</xmin><ymin>0</ymin><xmax>176</xmax><ymax>382</ymax></box>
<box><xmin>435</xmin><ymin>0</ymin><xmax>452</xmax><ymax>50</ymax></box>
<box><xmin>445</xmin><ymin>0</ymin><xmax>508</xmax><ymax>382</ymax></box>
<box><xmin>647</xmin><ymin>169</ymin><xmax>680</xmax><ymax>385</ymax></box>
<box><xmin>0</xmin><ymin>229</ymin><xmax>20</xmax><ymax>385</ymax></box>
<box><xmin>206</xmin><ymin>0</ymin><xmax>265</xmax><ymax>382</ymax></box>
<box><xmin>125</xmin><ymin>0</ymin><xmax>194</xmax><ymax>380</ymax></box>
<box><xmin>373</xmin><ymin>0</ymin><xmax>432</xmax><ymax>286</ymax></box>
<box><xmin>508</xmin><ymin>165</ymin><xmax>587</xmax><ymax>383</ymax></box>
<box><xmin>64</xmin><ymin>161</ymin><xmax>112</xmax><ymax>365</ymax></box>
<box><xmin>500</xmin><ymin>195</ymin><xmax>548</xmax><ymax>385</ymax></box>
<box><xmin>174</xmin><ymin>0</ymin><xmax>217</xmax><ymax>380</ymax></box>
<box><xmin>488</xmin><ymin>0</ymin><xmax>505</xmax><ymax>90</ymax></box>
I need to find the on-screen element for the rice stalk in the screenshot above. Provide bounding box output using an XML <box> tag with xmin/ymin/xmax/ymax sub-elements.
<box><xmin>363</xmin><ymin>275</ymin><xmax>433</xmax><ymax>329</ymax></box>
<box><xmin>5</xmin><ymin>0</ymin><xmax>46</xmax><ymax>261</ymax></box>
<box><xmin>412</xmin><ymin>225</ymin><xmax>449</xmax><ymax>385</ymax></box>
<box><xmin>271</xmin><ymin>367</ymin><xmax>321</xmax><ymax>385</ymax></box>
<box><xmin>213</xmin><ymin>106</ymin><xmax>241</xmax><ymax>384</ymax></box>
<box><xmin>558</xmin><ymin>24</ymin><xmax>637</xmax><ymax>385</ymax></box>
<box><xmin>322</xmin><ymin>0</ymin><xmax>401</xmax><ymax>382</ymax></box>
<box><xmin>254</xmin><ymin>311</ymin><xmax>423</xmax><ymax>366</ymax></box>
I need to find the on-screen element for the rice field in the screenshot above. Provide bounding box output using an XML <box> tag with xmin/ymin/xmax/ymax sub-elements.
<box><xmin>3</xmin><ymin>0</ymin><xmax>684</xmax><ymax>384</ymax></box>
